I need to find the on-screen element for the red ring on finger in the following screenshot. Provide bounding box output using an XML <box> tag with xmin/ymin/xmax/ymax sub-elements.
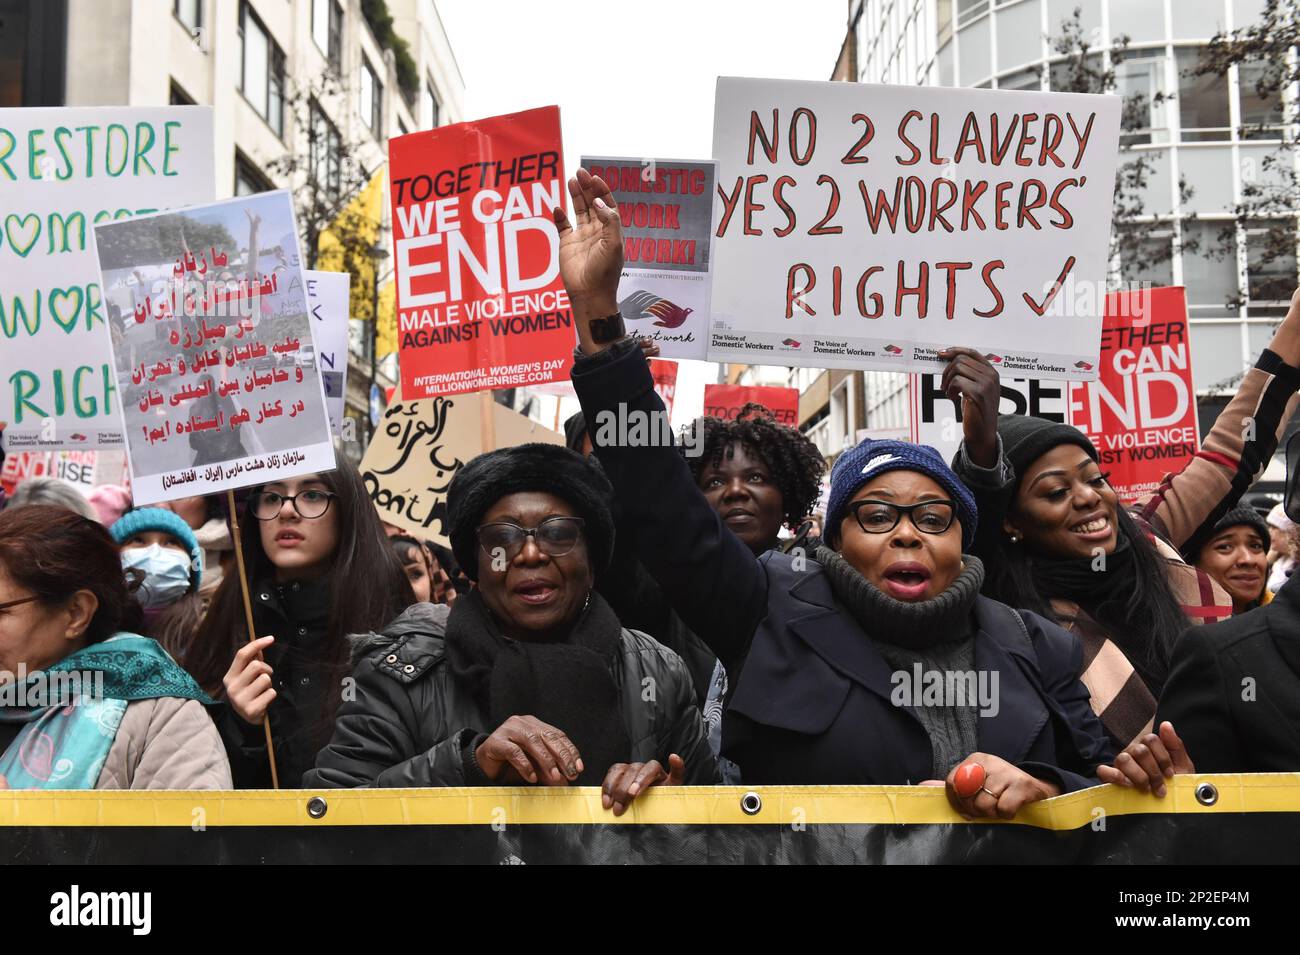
<box><xmin>953</xmin><ymin>761</ymin><xmax>986</xmax><ymax>798</ymax></box>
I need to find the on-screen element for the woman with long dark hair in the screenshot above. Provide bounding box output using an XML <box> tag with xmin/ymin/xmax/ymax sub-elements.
<box><xmin>939</xmin><ymin>303</ymin><xmax>1300</xmax><ymax>748</ymax></box>
<box><xmin>189</xmin><ymin>456</ymin><xmax>413</xmax><ymax>788</ymax></box>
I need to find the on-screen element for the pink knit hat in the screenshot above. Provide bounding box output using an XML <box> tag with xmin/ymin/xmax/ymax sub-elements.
<box><xmin>87</xmin><ymin>484</ymin><xmax>133</xmax><ymax>525</ymax></box>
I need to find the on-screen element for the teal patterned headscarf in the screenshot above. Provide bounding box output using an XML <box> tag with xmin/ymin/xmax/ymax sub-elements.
<box><xmin>0</xmin><ymin>633</ymin><xmax>209</xmax><ymax>789</ymax></box>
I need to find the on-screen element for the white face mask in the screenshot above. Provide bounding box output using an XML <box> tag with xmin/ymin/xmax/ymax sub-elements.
<box><xmin>121</xmin><ymin>544</ymin><xmax>193</xmax><ymax>610</ymax></box>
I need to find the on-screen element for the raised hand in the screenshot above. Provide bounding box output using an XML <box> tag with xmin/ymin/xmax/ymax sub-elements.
<box><xmin>553</xmin><ymin>167</ymin><xmax>624</xmax><ymax>354</ymax></box>
<box><xmin>224</xmin><ymin>634</ymin><xmax>277</xmax><ymax>724</ymax></box>
<box><xmin>937</xmin><ymin>346</ymin><xmax>1001</xmax><ymax>468</ymax></box>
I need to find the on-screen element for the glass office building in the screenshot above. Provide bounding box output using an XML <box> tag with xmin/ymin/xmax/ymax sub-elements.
<box><xmin>847</xmin><ymin>0</ymin><xmax>1295</xmax><ymax>457</ymax></box>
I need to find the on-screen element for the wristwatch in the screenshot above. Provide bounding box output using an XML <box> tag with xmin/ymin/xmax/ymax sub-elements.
<box><xmin>589</xmin><ymin>311</ymin><xmax>627</xmax><ymax>344</ymax></box>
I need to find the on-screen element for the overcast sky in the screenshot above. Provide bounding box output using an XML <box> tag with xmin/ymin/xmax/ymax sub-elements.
<box><xmin>437</xmin><ymin>0</ymin><xmax>850</xmax><ymax>427</ymax></box>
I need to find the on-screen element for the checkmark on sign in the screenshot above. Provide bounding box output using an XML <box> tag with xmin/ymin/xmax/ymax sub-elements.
<box><xmin>4</xmin><ymin>214</ymin><xmax>41</xmax><ymax>257</ymax></box>
<box><xmin>49</xmin><ymin>286</ymin><xmax>85</xmax><ymax>333</ymax></box>
<box><xmin>1022</xmin><ymin>256</ymin><xmax>1077</xmax><ymax>316</ymax></box>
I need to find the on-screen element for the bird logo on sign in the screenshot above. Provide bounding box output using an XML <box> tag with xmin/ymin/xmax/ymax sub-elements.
<box><xmin>619</xmin><ymin>290</ymin><xmax>694</xmax><ymax>329</ymax></box>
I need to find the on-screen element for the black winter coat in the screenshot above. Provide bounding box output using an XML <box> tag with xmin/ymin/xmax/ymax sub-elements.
<box><xmin>599</xmin><ymin>550</ymin><xmax>719</xmax><ymax>709</ymax></box>
<box><xmin>218</xmin><ymin>576</ymin><xmax>340</xmax><ymax>789</ymax></box>
<box><xmin>1156</xmin><ymin>571</ymin><xmax>1300</xmax><ymax>772</ymax></box>
<box><xmin>571</xmin><ymin>339</ymin><xmax>1115</xmax><ymax>789</ymax></box>
<box><xmin>304</xmin><ymin>603</ymin><xmax>720</xmax><ymax>787</ymax></box>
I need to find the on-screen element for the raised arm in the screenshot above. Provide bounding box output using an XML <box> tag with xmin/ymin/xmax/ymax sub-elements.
<box><xmin>939</xmin><ymin>346</ymin><xmax>1018</xmax><ymax>564</ymax></box>
<box><xmin>1138</xmin><ymin>289</ymin><xmax>1300</xmax><ymax>552</ymax></box>
<box><xmin>557</xmin><ymin>169</ymin><xmax>767</xmax><ymax>674</ymax></box>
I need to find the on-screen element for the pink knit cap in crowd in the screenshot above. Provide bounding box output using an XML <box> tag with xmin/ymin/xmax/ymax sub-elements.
<box><xmin>87</xmin><ymin>484</ymin><xmax>133</xmax><ymax>526</ymax></box>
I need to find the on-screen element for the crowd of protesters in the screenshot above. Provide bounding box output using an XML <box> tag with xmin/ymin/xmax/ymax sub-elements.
<box><xmin>1</xmin><ymin>168</ymin><xmax>1299</xmax><ymax>814</ymax></box>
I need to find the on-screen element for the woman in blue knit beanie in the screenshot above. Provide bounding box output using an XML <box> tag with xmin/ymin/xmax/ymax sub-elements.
<box><xmin>110</xmin><ymin>507</ymin><xmax>207</xmax><ymax>665</ymax></box>
<box><xmin>558</xmin><ymin>166</ymin><xmax>1116</xmax><ymax>818</ymax></box>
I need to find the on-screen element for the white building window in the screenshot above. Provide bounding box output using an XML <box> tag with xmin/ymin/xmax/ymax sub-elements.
<box><xmin>360</xmin><ymin>59</ymin><xmax>382</xmax><ymax>139</ymax></box>
<box><xmin>1114</xmin><ymin>50</ymin><xmax>1169</xmax><ymax>145</ymax></box>
<box><xmin>239</xmin><ymin>2</ymin><xmax>285</xmax><ymax>138</ymax></box>
<box><xmin>1246</xmin><ymin>220</ymin><xmax>1297</xmax><ymax>310</ymax></box>
<box><xmin>312</xmin><ymin>0</ymin><xmax>343</xmax><ymax>70</ymax></box>
<box><xmin>422</xmin><ymin>78</ymin><xmax>440</xmax><ymax>130</ymax></box>
<box><xmin>1238</xmin><ymin>61</ymin><xmax>1286</xmax><ymax>139</ymax></box>
<box><xmin>310</xmin><ymin>101</ymin><xmax>342</xmax><ymax>199</ymax></box>
<box><xmin>174</xmin><ymin>0</ymin><xmax>202</xmax><ymax>33</ymax></box>
<box><xmin>956</xmin><ymin>0</ymin><xmax>988</xmax><ymax>28</ymax></box>
<box><xmin>1177</xmin><ymin>47</ymin><xmax>1232</xmax><ymax>142</ymax></box>
<box><xmin>1183</xmin><ymin>220</ymin><xmax>1240</xmax><ymax>317</ymax></box>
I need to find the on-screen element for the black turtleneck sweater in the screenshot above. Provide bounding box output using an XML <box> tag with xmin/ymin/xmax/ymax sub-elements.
<box><xmin>814</xmin><ymin>545</ymin><xmax>985</xmax><ymax>777</ymax></box>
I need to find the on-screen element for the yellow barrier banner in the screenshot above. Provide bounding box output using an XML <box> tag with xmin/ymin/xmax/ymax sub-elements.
<box><xmin>1</xmin><ymin>776</ymin><xmax>1296</xmax><ymax>864</ymax></box>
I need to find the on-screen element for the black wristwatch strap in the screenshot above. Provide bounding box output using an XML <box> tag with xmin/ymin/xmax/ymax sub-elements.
<box><xmin>590</xmin><ymin>311</ymin><xmax>627</xmax><ymax>343</ymax></box>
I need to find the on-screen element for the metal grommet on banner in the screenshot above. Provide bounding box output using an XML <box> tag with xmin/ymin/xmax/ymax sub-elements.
<box><xmin>306</xmin><ymin>796</ymin><xmax>329</xmax><ymax>819</ymax></box>
<box><xmin>1195</xmin><ymin>782</ymin><xmax>1219</xmax><ymax>807</ymax></box>
<box><xmin>740</xmin><ymin>791</ymin><xmax>763</xmax><ymax>816</ymax></box>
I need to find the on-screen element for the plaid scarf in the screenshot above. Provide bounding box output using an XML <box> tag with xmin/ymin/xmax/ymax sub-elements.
<box><xmin>1050</xmin><ymin>528</ymin><xmax>1231</xmax><ymax>749</ymax></box>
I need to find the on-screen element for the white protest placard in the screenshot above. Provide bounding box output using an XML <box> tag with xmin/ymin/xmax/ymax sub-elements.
<box><xmin>92</xmin><ymin>191</ymin><xmax>335</xmax><ymax>504</ymax></box>
<box><xmin>709</xmin><ymin>78</ymin><xmax>1121</xmax><ymax>380</ymax></box>
<box><xmin>304</xmin><ymin>270</ymin><xmax>350</xmax><ymax>435</ymax></box>
<box><xmin>0</xmin><ymin>107</ymin><xmax>214</xmax><ymax>451</ymax></box>
<box><xmin>581</xmin><ymin>155</ymin><xmax>717</xmax><ymax>360</ymax></box>
<box><xmin>908</xmin><ymin>372</ymin><xmax>1070</xmax><ymax>465</ymax></box>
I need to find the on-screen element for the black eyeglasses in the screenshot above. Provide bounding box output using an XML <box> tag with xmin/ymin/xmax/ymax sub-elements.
<box><xmin>848</xmin><ymin>499</ymin><xmax>958</xmax><ymax>536</ymax></box>
<box><xmin>476</xmin><ymin>517</ymin><xmax>586</xmax><ymax>561</ymax></box>
<box><xmin>249</xmin><ymin>489</ymin><xmax>337</xmax><ymax>521</ymax></box>
<box><xmin>0</xmin><ymin>595</ymin><xmax>40</xmax><ymax>612</ymax></box>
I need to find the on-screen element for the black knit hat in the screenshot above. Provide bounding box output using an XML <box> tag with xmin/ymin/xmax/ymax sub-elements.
<box><xmin>996</xmin><ymin>414</ymin><xmax>1098</xmax><ymax>489</ymax></box>
<box><xmin>446</xmin><ymin>443</ymin><xmax>615</xmax><ymax>581</ymax></box>
<box><xmin>1186</xmin><ymin>506</ymin><xmax>1271</xmax><ymax>562</ymax></box>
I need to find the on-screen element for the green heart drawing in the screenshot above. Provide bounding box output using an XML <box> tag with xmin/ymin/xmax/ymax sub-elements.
<box><xmin>48</xmin><ymin>286</ymin><xmax>84</xmax><ymax>333</ymax></box>
<box><xmin>4</xmin><ymin>213</ymin><xmax>40</xmax><ymax>258</ymax></box>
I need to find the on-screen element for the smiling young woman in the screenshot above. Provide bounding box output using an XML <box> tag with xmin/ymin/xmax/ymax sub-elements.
<box><xmin>944</xmin><ymin>289</ymin><xmax>1300</xmax><ymax>750</ymax></box>
<box><xmin>188</xmin><ymin>457</ymin><xmax>413</xmax><ymax>789</ymax></box>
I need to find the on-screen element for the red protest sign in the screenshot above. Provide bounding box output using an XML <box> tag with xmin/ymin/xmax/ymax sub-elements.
<box><xmin>389</xmin><ymin>106</ymin><xmax>571</xmax><ymax>397</ymax></box>
<box><xmin>649</xmin><ymin>359</ymin><xmax>678</xmax><ymax>416</ymax></box>
<box><xmin>703</xmin><ymin>383</ymin><xmax>800</xmax><ymax>427</ymax></box>
<box><xmin>1067</xmin><ymin>286</ymin><xmax>1199</xmax><ymax>502</ymax></box>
